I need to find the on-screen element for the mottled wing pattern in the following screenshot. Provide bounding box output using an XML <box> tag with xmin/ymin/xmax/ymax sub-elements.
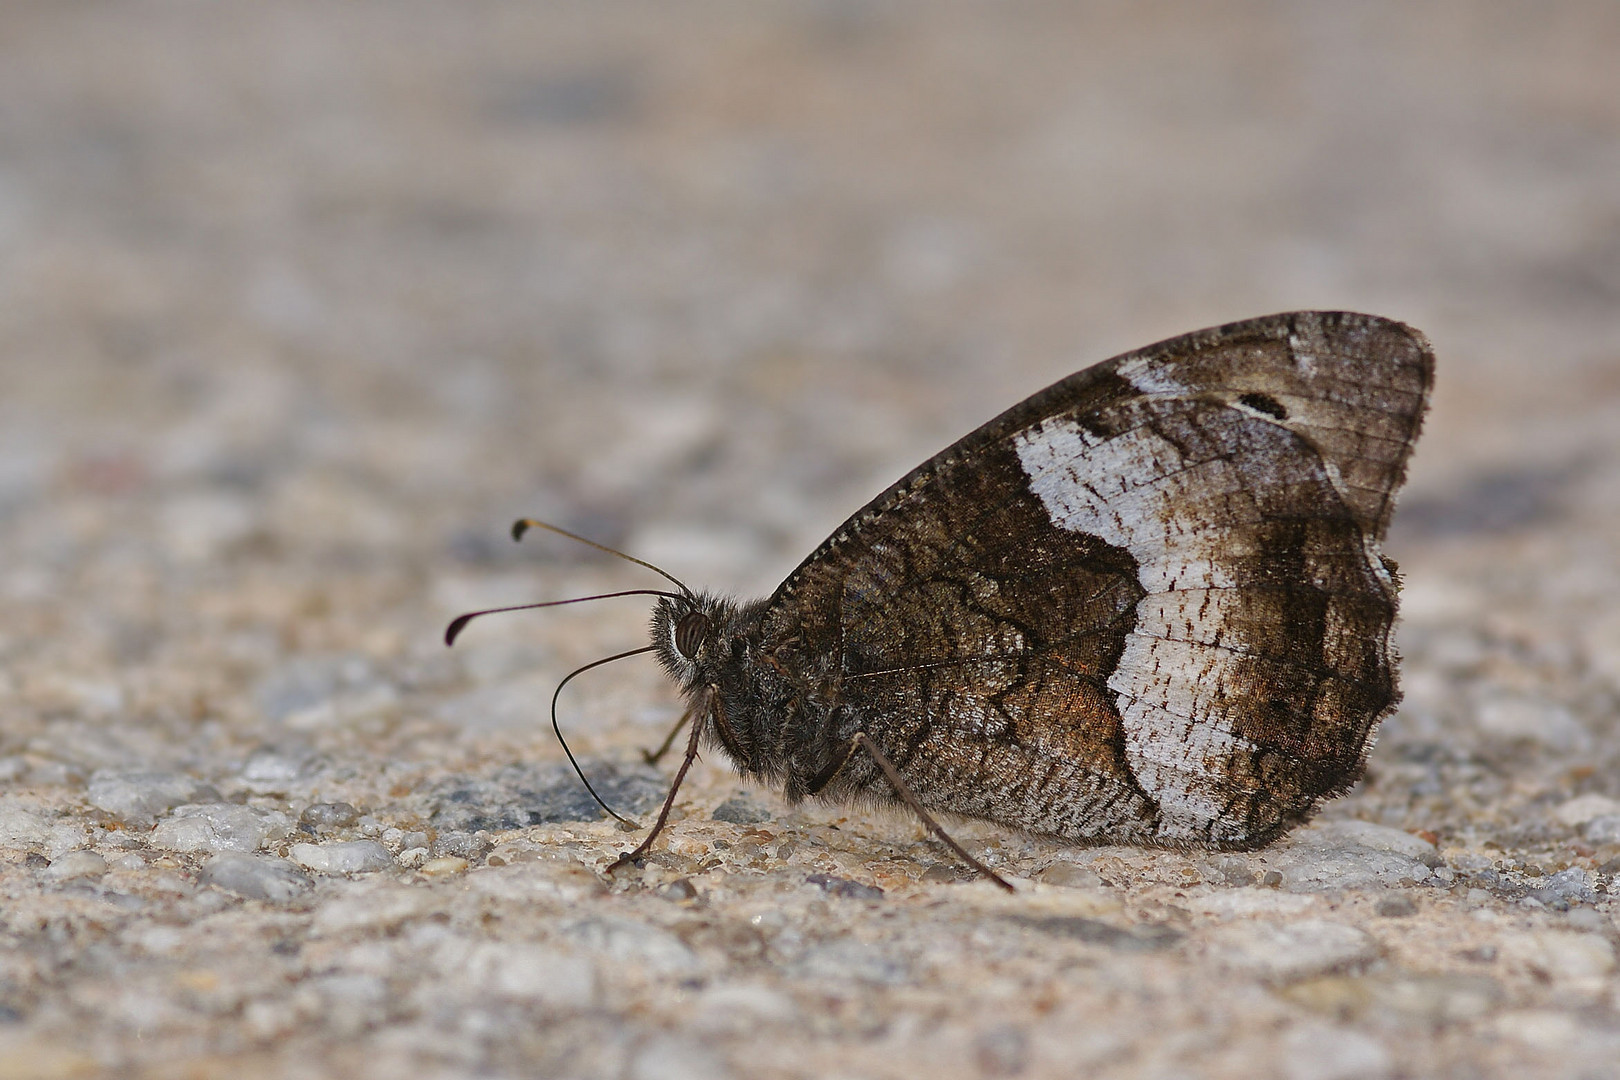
<box><xmin>764</xmin><ymin>311</ymin><xmax>1433</xmax><ymax>847</ymax></box>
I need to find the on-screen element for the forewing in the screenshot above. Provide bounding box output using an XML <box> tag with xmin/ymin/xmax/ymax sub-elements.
<box><xmin>764</xmin><ymin>311</ymin><xmax>1433</xmax><ymax>847</ymax></box>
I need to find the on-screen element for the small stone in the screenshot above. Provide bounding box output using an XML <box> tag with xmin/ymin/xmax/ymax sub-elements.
<box><xmin>150</xmin><ymin>803</ymin><xmax>291</xmax><ymax>854</ymax></box>
<box><xmin>1261</xmin><ymin>824</ymin><xmax>1434</xmax><ymax>892</ymax></box>
<box><xmin>42</xmin><ymin>849</ymin><xmax>107</xmax><ymax>882</ymax></box>
<box><xmin>1529</xmin><ymin>867</ymin><xmax>1597</xmax><ymax>908</ymax></box>
<box><xmin>299</xmin><ymin>801</ymin><xmax>360</xmax><ymax>830</ymax></box>
<box><xmin>1206</xmin><ymin>920</ymin><xmax>1378</xmax><ymax>984</ymax></box>
<box><xmin>1554</xmin><ymin>793</ymin><xmax>1620</xmax><ymax>827</ymax></box>
<box><xmin>86</xmin><ymin>771</ymin><xmax>211</xmax><ymax>824</ymax></box>
<box><xmin>288</xmin><ymin>840</ymin><xmax>395</xmax><ymax>874</ymax></box>
<box><xmin>432</xmin><ymin>830</ymin><xmax>493</xmax><ymax>860</ymax></box>
<box><xmin>1037</xmin><ymin>863</ymin><xmax>1104</xmax><ymax>888</ymax></box>
<box><xmin>419</xmin><ymin>856</ymin><xmax>469</xmax><ymax>877</ymax></box>
<box><xmin>397</xmin><ymin>847</ymin><xmax>430</xmax><ymax>869</ymax></box>
<box><xmin>0</xmin><ymin>799</ymin><xmax>89</xmax><ymax>857</ymax></box>
<box><xmin>199</xmin><ymin>852</ymin><xmax>312</xmax><ymax>904</ymax></box>
<box><xmin>711</xmin><ymin>796</ymin><xmax>772</xmax><ymax>824</ymax></box>
<box><xmin>806</xmin><ymin>873</ymin><xmax>884</xmax><ymax>900</ymax></box>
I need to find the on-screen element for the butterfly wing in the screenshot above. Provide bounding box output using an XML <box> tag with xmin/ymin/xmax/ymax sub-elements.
<box><xmin>760</xmin><ymin>311</ymin><xmax>1434</xmax><ymax>847</ymax></box>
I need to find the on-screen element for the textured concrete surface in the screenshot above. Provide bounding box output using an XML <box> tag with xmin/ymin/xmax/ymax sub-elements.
<box><xmin>3</xmin><ymin>4</ymin><xmax>1620</xmax><ymax>1078</ymax></box>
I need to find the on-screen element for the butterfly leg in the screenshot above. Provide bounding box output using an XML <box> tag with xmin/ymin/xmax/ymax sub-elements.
<box><xmin>641</xmin><ymin>699</ymin><xmax>701</xmax><ymax>766</ymax></box>
<box><xmin>609</xmin><ymin>688</ymin><xmax>708</xmax><ymax>874</ymax></box>
<box><xmin>832</xmin><ymin>732</ymin><xmax>1015</xmax><ymax>893</ymax></box>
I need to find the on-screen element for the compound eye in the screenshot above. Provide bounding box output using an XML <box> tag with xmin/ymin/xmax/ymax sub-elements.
<box><xmin>673</xmin><ymin>612</ymin><xmax>711</xmax><ymax>660</ymax></box>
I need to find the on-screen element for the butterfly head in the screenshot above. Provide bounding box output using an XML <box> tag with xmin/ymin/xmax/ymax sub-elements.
<box><xmin>650</xmin><ymin>591</ymin><xmax>742</xmax><ymax>691</ymax></box>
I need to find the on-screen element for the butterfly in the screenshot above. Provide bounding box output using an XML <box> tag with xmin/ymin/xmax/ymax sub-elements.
<box><xmin>448</xmin><ymin>311</ymin><xmax>1434</xmax><ymax>890</ymax></box>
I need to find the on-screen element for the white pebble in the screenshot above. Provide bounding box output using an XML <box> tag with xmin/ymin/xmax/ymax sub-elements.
<box><xmin>150</xmin><ymin>804</ymin><xmax>291</xmax><ymax>854</ymax></box>
<box><xmin>199</xmin><ymin>852</ymin><xmax>312</xmax><ymax>904</ymax></box>
<box><xmin>43</xmin><ymin>849</ymin><xmax>107</xmax><ymax>881</ymax></box>
<box><xmin>289</xmin><ymin>840</ymin><xmax>395</xmax><ymax>875</ymax></box>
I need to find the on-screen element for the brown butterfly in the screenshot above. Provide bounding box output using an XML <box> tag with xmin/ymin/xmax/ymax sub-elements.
<box><xmin>449</xmin><ymin>311</ymin><xmax>1434</xmax><ymax>889</ymax></box>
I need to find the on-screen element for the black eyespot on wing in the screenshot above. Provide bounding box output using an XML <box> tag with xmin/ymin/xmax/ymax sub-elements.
<box><xmin>1238</xmin><ymin>392</ymin><xmax>1287</xmax><ymax>420</ymax></box>
<box><xmin>674</xmin><ymin>612</ymin><xmax>711</xmax><ymax>659</ymax></box>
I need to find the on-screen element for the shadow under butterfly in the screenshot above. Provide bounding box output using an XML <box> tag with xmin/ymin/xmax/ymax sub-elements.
<box><xmin>446</xmin><ymin>311</ymin><xmax>1435</xmax><ymax>891</ymax></box>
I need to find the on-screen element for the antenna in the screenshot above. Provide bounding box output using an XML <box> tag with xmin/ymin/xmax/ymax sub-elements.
<box><xmin>512</xmin><ymin>518</ymin><xmax>692</xmax><ymax>598</ymax></box>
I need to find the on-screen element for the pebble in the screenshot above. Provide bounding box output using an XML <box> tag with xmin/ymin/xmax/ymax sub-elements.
<box><xmin>711</xmin><ymin>795</ymin><xmax>772</xmax><ymax>824</ymax></box>
<box><xmin>288</xmin><ymin>840</ymin><xmax>395</xmax><ymax>874</ymax></box>
<box><xmin>1205</xmin><ymin>920</ymin><xmax>1378</xmax><ymax>984</ymax></box>
<box><xmin>1036</xmin><ymin>863</ymin><xmax>1105</xmax><ymax>888</ymax></box>
<box><xmin>432</xmin><ymin>830</ymin><xmax>492</xmax><ymax>860</ymax></box>
<box><xmin>1260</xmin><ymin>824</ymin><xmax>1435</xmax><ymax>892</ymax></box>
<box><xmin>42</xmin><ymin>849</ymin><xmax>107</xmax><ymax>881</ymax></box>
<box><xmin>0</xmin><ymin>799</ymin><xmax>89</xmax><ymax>857</ymax></box>
<box><xmin>198</xmin><ymin>852</ymin><xmax>312</xmax><ymax>904</ymax></box>
<box><xmin>418</xmin><ymin>856</ymin><xmax>469</xmax><ymax>877</ymax></box>
<box><xmin>298</xmin><ymin>801</ymin><xmax>360</xmax><ymax>830</ymax></box>
<box><xmin>1528</xmin><ymin>867</ymin><xmax>1597</xmax><ymax>908</ymax></box>
<box><xmin>86</xmin><ymin>770</ymin><xmax>211</xmax><ymax>824</ymax></box>
<box><xmin>397</xmin><ymin>847</ymin><xmax>430</xmax><ymax>869</ymax></box>
<box><xmin>150</xmin><ymin>804</ymin><xmax>291</xmax><ymax>853</ymax></box>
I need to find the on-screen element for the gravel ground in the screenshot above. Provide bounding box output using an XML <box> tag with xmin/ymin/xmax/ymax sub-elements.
<box><xmin>3</xmin><ymin>4</ymin><xmax>1620</xmax><ymax>1078</ymax></box>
